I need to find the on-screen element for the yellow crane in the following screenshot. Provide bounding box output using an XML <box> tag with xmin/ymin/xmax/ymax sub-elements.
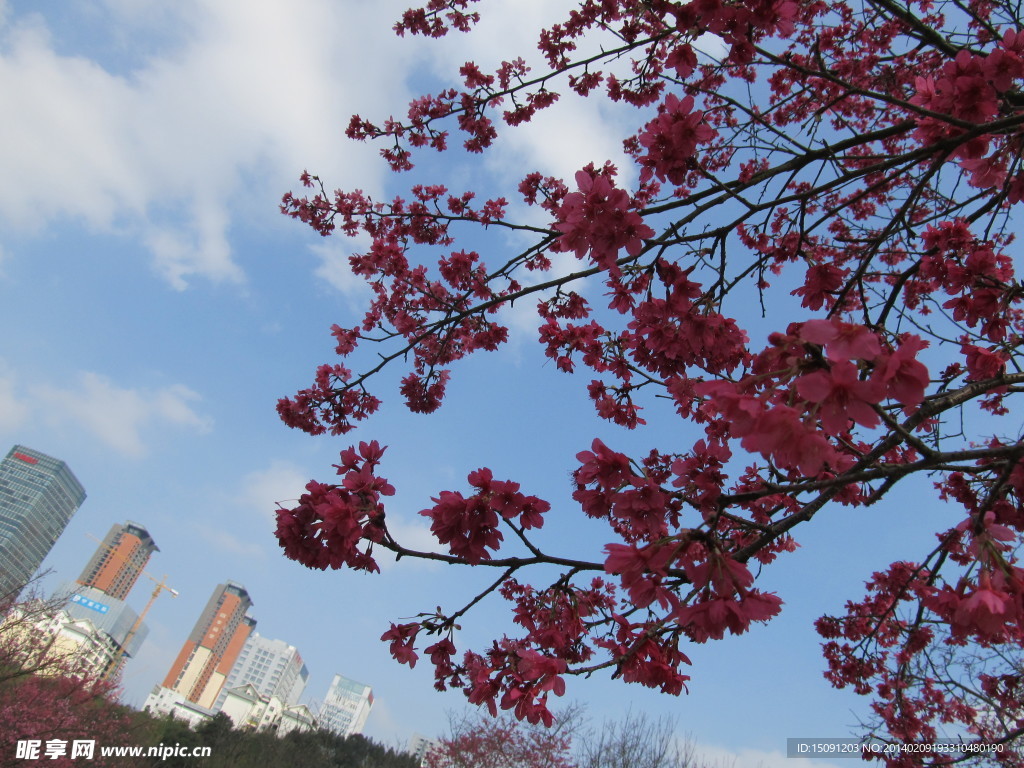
<box><xmin>81</xmin><ymin>532</ymin><xmax>179</xmax><ymax>678</ymax></box>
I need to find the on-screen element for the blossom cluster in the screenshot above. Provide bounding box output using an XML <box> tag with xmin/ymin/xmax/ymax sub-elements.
<box><xmin>551</xmin><ymin>165</ymin><xmax>654</xmax><ymax>275</ymax></box>
<box><xmin>275</xmin><ymin>441</ymin><xmax>393</xmax><ymax>572</ymax></box>
<box><xmin>696</xmin><ymin>318</ymin><xmax>930</xmax><ymax>476</ymax></box>
<box><xmin>278</xmin><ymin>0</ymin><xmax>1024</xmax><ymax>750</ymax></box>
<box><xmin>636</xmin><ymin>94</ymin><xmax>717</xmax><ymax>186</ymax></box>
<box><xmin>420</xmin><ymin>468</ymin><xmax>551</xmax><ymax>564</ymax></box>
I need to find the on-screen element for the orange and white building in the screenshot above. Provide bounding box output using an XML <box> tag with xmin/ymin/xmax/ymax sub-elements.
<box><xmin>77</xmin><ymin>521</ymin><xmax>158</xmax><ymax>600</ymax></box>
<box><xmin>148</xmin><ymin>581</ymin><xmax>255</xmax><ymax>712</ymax></box>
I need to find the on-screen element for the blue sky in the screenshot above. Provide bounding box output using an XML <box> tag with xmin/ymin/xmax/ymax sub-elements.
<box><xmin>0</xmin><ymin>1</ymin><xmax>967</xmax><ymax>764</ymax></box>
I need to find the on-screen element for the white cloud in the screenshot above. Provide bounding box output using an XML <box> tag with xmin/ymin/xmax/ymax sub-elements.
<box><xmin>495</xmin><ymin>245</ymin><xmax>598</xmax><ymax>346</ymax></box>
<box><xmin>0</xmin><ymin>1</ymin><xmax>710</xmax><ymax>294</ymax></box>
<box><xmin>362</xmin><ymin>695</ymin><xmax>404</xmax><ymax>745</ymax></box>
<box><xmin>0</xmin><ymin>21</ymin><xmax>140</xmax><ymax>229</ymax></box>
<box><xmin>310</xmin><ymin>238</ymin><xmax>372</xmax><ymax>302</ymax></box>
<box><xmin>395</xmin><ymin>0</ymin><xmax>653</xmax><ymax>348</ymax></box>
<box><xmin>693</xmin><ymin>741</ymin><xmax>845</xmax><ymax>768</ymax></box>
<box><xmin>145</xmin><ymin>201</ymin><xmax>240</xmax><ymax>291</ymax></box>
<box><xmin>231</xmin><ymin>458</ymin><xmax>441</xmax><ymax>571</ymax></box>
<box><xmin>0</xmin><ymin>365</ymin><xmax>29</xmax><ymax>432</ymax></box>
<box><xmin>152</xmin><ymin>384</ymin><xmax>211</xmax><ymax>429</ymax></box>
<box><xmin>421</xmin><ymin>0</ymin><xmax>637</xmax><ymax>185</ymax></box>
<box><xmin>377</xmin><ymin>511</ymin><xmax>443</xmax><ymax>571</ymax></box>
<box><xmin>0</xmin><ymin>0</ymin><xmax>416</xmax><ymax>288</ymax></box>
<box><xmin>192</xmin><ymin>520</ymin><xmax>265</xmax><ymax>559</ymax></box>
<box><xmin>235</xmin><ymin>459</ymin><xmax>311</xmax><ymax>526</ymax></box>
<box><xmin>185</xmin><ymin>459</ymin><xmax>310</xmax><ymax>564</ymax></box>
<box><xmin>38</xmin><ymin>371</ymin><xmax>210</xmax><ymax>457</ymax></box>
<box><xmin>486</xmin><ymin>97</ymin><xmax>635</xmax><ymax>185</ymax></box>
<box><xmin>694</xmin><ymin>32</ymin><xmax>730</xmax><ymax>62</ymax></box>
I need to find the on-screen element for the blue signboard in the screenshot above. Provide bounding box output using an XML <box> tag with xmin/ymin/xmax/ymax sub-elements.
<box><xmin>69</xmin><ymin>593</ymin><xmax>110</xmax><ymax>614</ymax></box>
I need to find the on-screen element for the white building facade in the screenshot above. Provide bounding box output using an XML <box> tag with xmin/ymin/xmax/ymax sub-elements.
<box><xmin>220</xmin><ymin>684</ymin><xmax>316</xmax><ymax>735</ymax></box>
<box><xmin>318</xmin><ymin>674</ymin><xmax>373</xmax><ymax>737</ymax></box>
<box><xmin>7</xmin><ymin>603</ymin><xmax>121</xmax><ymax>679</ymax></box>
<box><xmin>408</xmin><ymin>734</ymin><xmax>440</xmax><ymax>766</ymax></box>
<box><xmin>143</xmin><ymin>685</ymin><xmax>215</xmax><ymax>728</ymax></box>
<box><xmin>212</xmin><ymin>632</ymin><xmax>308</xmax><ymax>711</ymax></box>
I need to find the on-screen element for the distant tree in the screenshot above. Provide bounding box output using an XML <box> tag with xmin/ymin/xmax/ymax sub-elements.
<box><xmin>132</xmin><ymin>711</ymin><xmax>420</xmax><ymax>768</ymax></box>
<box><xmin>425</xmin><ymin>706</ymin><xmax>581</xmax><ymax>768</ymax></box>
<box><xmin>277</xmin><ymin>0</ymin><xmax>1024</xmax><ymax>759</ymax></box>
<box><xmin>0</xmin><ymin>576</ymin><xmax>92</xmax><ymax>683</ymax></box>
<box><xmin>328</xmin><ymin>731</ymin><xmax>421</xmax><ymax>768</ymax></box>
<box><xmin>427</xmin><ymin>706</ymin><xmax>734</xmax><ymax>768</ymax></box>
<box><xmin>195</xmin><ymin>712</ymin><xmax>235</xmax><ymax>743</ymax></box>
<box><xmin>576</xmin><ymin>710</ymin><xmax>699</xmax><ymax>768</ymax></box>
<box><xmin>140</xmin><ymin>714</ymin><xmax>206</xmax><ymax>767</ymax></box>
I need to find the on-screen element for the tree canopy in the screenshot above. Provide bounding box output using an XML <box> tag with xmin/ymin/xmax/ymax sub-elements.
<box><xmin>276</xmin><ymin>0</ymin><xmax>1024</xmax><ymax>759</ymax></box>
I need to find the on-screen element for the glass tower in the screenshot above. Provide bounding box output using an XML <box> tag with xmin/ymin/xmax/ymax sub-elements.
<box><xmin>0</xmin><ymin>445</ymin><xmax>86</xmax><ymax>602</ymax></box>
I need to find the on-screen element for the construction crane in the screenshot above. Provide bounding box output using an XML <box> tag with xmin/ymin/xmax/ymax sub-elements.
<box><xmin>81</xmin><ymin>532</ymin><xmax>179</xmax><ymax>678</ymax></box>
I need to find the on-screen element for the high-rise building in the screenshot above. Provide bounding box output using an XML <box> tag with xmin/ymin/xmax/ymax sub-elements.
<box><xmin>49</xmin><ymin>521</ymin><xmax>160</xmax><ymax>676</ymax></box>
<box><xmin>160</xmin><ymin>581</ymin><xmax>255</xmax><ymax>710</ymax></box>
<box><xmin>213</xmin><ymin>632</ymin><xmax>309</xmax><ymax>711</ymax></box>
<box><xmin>0</xmin><ymin>445</ymin><xmax>86</xmax><ymax>601</ymax></box>
<box><xmin>318</xmin><ymin>674</ymin><xmax>373</xmax><ymax>737</ymax></box>
<box><xmin>77</xmin><ymin>521</ymin><xmax>158</xmax><ymax>600</ymax></box>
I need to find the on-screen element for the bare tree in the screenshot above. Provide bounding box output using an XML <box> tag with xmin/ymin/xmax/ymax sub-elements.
<box><xmin>428</xmin><ymin>705</ymin><xmax>747</xmax><ymax>768</ymax></box>
<box><xmin>0</xmin><ymin>572</ymin><xmax>92</xmax><ymax>684</ymax></box>
<box><xmin>576</xmin><ymin>709</ymin><xmax>712</xmax><ymax>768</ymax></box>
